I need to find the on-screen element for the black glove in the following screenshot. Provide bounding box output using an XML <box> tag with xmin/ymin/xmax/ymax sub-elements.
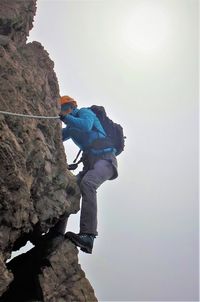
<box><xmin>59</xmin><ymin>114</ymin><xmax>66</xmax><ymax>122</ymax></box>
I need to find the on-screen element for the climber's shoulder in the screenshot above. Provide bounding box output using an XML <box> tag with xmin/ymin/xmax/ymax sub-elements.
<box><xmin>78</xmin><ymin>107</ymin><xmax>95</xmax><ymax>118</ymax></box>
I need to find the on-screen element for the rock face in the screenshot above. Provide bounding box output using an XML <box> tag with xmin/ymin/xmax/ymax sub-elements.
<box><xmin>1</xmin><ymin>239</ymin><xmax>97</xmax><ymax>302</ymax></box>
<box><xmin>0</xmin><ymin>0</ymin><xmax>97</xmax><ymax>301</ymax></box>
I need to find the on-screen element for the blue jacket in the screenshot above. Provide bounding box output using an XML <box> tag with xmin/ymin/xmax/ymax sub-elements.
<box><xmin>62</xmin><ymin>107</ymin><xmax>115</xmax><ymax>155</ymax></box>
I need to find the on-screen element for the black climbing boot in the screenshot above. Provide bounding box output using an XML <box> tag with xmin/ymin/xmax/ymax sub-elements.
<box><xmin>65</xmin><ymin>232</ymin><xmax>95</xmax><ymax>254</ymax></box>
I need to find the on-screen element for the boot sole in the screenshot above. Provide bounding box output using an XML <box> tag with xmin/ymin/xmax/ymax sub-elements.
<box><xmin>66</xmin><ymin>234</ymin><xmax>92</xmax><ymax>254</ymax></box>
<box><xmin>80</xmin><ymin>247</ymin><xmax>92</xmax><ymax>254</ymax></box>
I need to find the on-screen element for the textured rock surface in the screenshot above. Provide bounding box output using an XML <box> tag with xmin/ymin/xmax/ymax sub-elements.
<box><xmin>0</xmin><ymin>0</ymin><xmax>97</xmax><ymax>300</ymax></box>
<box><xmin>1</xmin><ymin>238</ymin><xmax>97</xmax><ymax>302</ymax></box>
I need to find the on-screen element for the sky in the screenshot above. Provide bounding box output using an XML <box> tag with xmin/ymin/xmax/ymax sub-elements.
<box><xmin>26</xmin><ymin>0</ymin><xmax>199</xmax><ymax>301</ymax></box>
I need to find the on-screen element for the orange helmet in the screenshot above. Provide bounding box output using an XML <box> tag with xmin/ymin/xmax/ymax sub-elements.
<box><xmin>59</xmin><ymin>95</ymin><xmax>77</xmax><ymax>108</ymax></box>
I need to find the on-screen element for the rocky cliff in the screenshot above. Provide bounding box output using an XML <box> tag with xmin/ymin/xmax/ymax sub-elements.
<box><xmin>0</xmin><ymin>1</ymin><xmax>97</xmax><ymax>301</ymax></box>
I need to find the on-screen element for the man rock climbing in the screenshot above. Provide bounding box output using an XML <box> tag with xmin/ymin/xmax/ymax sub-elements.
<box><xmin>59</xmin><ymin>96</ymin><xmax>118</xmax><ymax>254</ymax></box>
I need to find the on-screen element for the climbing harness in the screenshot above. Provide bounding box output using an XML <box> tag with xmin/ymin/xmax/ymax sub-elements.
<box><xmin>68</xmin><ymin>149</ymin><xmax>82</xmax><ymax>170</ymax></box>
<box><xmin>0</xmin><ymin>110</ymin><xmax>59</xmax><ymax>119</ymax></box>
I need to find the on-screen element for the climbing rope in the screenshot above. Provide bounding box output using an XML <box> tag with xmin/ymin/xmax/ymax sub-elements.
<box><xmin>0</xmin><ymin>110</ymin><xmax>59</xmax><ymax>119</ymax></box>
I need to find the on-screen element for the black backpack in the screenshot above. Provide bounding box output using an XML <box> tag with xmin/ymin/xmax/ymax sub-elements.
<box><xmin>90</xmin><ymin>105</ymin><xmax>125</xmax><ymax>156</ymax></box>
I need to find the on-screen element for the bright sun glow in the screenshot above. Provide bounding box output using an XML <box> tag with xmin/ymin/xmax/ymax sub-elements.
<box><xmin>124</xmin><ymin>2</ymin><xmax>170</xmax><ymax>54</ymax></box>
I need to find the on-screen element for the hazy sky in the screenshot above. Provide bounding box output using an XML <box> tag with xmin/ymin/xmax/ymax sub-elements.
<box><xmin>27</xmin><ymin>0</ymin><xmax>198</xmax><ymax>301</ymax></box>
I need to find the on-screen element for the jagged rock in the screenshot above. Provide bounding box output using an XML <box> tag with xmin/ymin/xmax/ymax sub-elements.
<box><xmin>0</xmin><ymin>237</ymin><xmax>97</xmax><ymax>302</ymax></box>
<box><xmin>0</xmin><ymin>35</ymin><xmax>10</xmax><ymax>46</ymax></box>
<box><xmin>0</xmin><ymin>255</ymin><xmax>13</xmax><ymax>297</ymax></box>
<box><xmin>0</xmin><ymin>37</ymin><xmax>81</xmax><ymax>253</ymax></box>
<box><xmin>0</xmin><ymin>0</ymin><xmax>97</xmax><ymax>300</ymax></box>
<box><xmin>0</xmin><ymin>0</ymin><xmax>36</xmax><ymax>47</ymax></box>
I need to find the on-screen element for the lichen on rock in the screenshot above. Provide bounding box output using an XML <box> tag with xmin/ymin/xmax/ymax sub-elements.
<box><xmin>0</xmin><ymin>0</ymin><xmax>97</xmax><ymax>300</ymax></box>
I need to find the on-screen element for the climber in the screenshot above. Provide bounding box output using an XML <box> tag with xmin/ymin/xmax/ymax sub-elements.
<box><xmin>59</xmin><ymin>95</ymin><xmax>118</xmax><ymax>254</ymax></box>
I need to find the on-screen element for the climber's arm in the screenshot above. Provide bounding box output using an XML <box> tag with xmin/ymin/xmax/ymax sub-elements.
<box><xmin>62</xmin><ymin>109</ymin><xmax>94</xmax><ymax>131</ymax></box>
<box><xmin>62</xmin><ymin>127</ymin><xmax>71</xmax><ymax>142</ymax></box>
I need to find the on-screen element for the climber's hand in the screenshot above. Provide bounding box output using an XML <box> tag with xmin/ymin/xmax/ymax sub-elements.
<box><xmin>59</xmin><ymin>114</ymin><xmax>66</xmax><ymax>122</ymax></box>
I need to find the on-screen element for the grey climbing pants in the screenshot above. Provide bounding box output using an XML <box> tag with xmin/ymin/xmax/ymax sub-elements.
<box><xmin>79</xmin><ymin>159</ymin><xmax>115</xmax><ymax>236</ymax></box>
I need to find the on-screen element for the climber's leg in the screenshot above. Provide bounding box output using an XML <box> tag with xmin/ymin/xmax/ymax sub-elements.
<box><xmin>79</xmin><ymin>159</ymin><xmax>114</xmax><ymax>236</ymax></box>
